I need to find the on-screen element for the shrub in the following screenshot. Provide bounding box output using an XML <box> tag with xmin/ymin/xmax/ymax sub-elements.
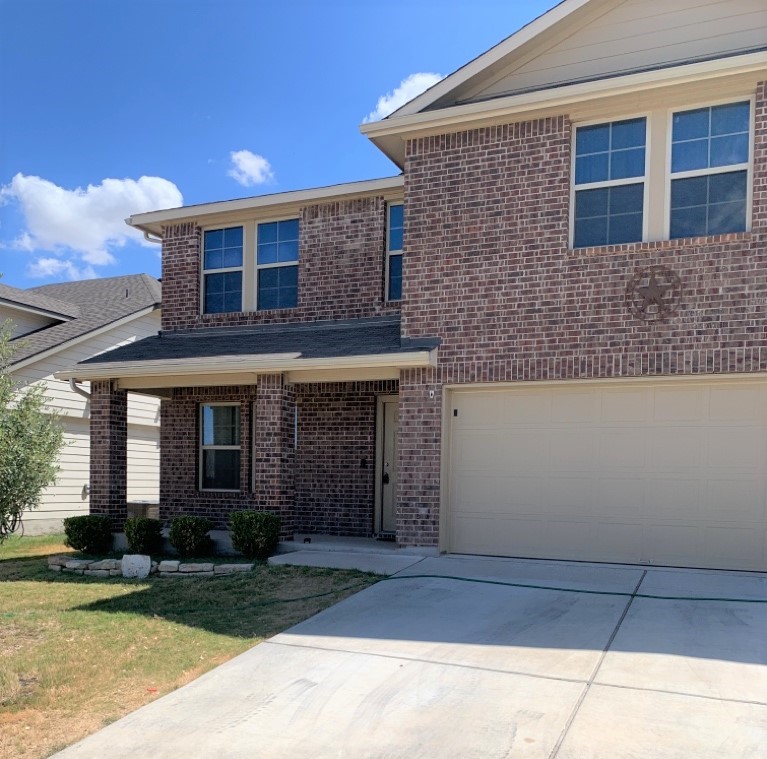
<box><xmin>168</xmin><ymin>516</ymin><xmax>213</xmax><ymax>557</ymax></box>
<box><xmin>63</xmin><ymin>515</ymin><xmax>113</xmax><ymax>555</ymax></box>
<box><xmin>229</xmin><ymin>511</ymin><xmax>281</xmax><ymax>560</ymax></box>
<box><xmin>124</xmin><ymin>517</ymin><xmax>164</xmax><ymax>555</ymax></box>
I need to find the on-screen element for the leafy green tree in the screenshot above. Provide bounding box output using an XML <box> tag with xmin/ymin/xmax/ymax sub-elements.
<box><xmin>0</xmin><ymin>319</ymin><xmax>64</xmax><ymax>542</ymax></box>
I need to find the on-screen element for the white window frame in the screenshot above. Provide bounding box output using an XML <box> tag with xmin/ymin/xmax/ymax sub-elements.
<box><xmin>663</xmin><ymin>96</ymin><xmax>755</xmax><ymax>240</ymax></box>
<box><xmin>569</xmin><ymin>112</ymin><xmax>650</xmax><ymax>249</ymax></box>
<box><xmin>385</xmin><ymin>203</ymin><xmax>403</xmax><ymax>302</ymax></box>
<box><xmin>199</xmin><ymin>402</ymin><xmax>241</xmax><ymax>492</ymax></box>
<box><xmin>256</xmin><ymin>217</ymin><xmax>300</xmax><ymax>311</ymax></box>
<box><xmin>200</xmin><ymin>225</ymin><xmax>246</xmax><ymax>315</ymax></box>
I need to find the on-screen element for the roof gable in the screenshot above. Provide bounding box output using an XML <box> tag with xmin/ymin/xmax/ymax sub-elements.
<box><xmin>391</xmin><ymin>0</ymin><xmax>767</xmax><ymax>117</ymax></box>
<box><xmin>9</xmin><ymin>274</ymin><xmax>161</xmax><ymax>367</ymax></box>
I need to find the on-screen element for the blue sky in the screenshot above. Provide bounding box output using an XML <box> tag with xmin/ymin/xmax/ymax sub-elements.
<box><xmin>0</xmin><ymin>0</ymin><xmax>555</xmax><ymax>289</ymax></box>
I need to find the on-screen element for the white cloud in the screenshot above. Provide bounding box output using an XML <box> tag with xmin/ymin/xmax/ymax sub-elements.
<box><xmin>0</xmin><ymin>173</ymin><xmax>183</xmax><ymax>274</ymax></box>
<box><xmin>227</xmin><ymin>150</ymin><xmax>274</xmax><ymax>187</ymax></box>
<box><xmin>27</xmin><ymin>257</ymin><xmax>97</xmax><ymax>281</ymax></box>
<box><xmin>363</xmin><ymin>72</ymin><xmax>443</xmax><ymax>123</ymax></box>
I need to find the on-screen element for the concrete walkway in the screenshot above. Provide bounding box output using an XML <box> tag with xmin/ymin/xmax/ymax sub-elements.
<box><xmin>54</xmin><ymin>555</ymin><xmax>767</xmax><ymax>758</ymax></box>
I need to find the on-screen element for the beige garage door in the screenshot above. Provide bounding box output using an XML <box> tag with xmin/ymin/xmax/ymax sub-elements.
<box><xmin>448</xmin><ymin>380</ymin><xmax>767</xmax><ymax>571</ymax></box>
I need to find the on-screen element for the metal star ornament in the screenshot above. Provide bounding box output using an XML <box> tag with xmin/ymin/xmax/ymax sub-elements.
<box><xmin>626</xmin><ymin>266</ymin><xmax>682</xmax><ymax>321</ymax></box>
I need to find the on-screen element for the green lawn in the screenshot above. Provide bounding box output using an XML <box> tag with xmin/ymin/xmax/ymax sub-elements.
<box><xmin>0</xmin><ymin>534</ymin><xmax>378</xmax><ymax>759</ymax></box>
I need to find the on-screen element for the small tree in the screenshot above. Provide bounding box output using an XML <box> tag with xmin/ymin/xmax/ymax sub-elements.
<box><xmin>0</xmin><ymin>320</ymin><xmax>64</xmax><ymax>542</ymax></box>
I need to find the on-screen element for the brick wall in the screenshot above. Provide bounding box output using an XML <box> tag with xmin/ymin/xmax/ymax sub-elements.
<box><xmin>160</xmin><ymin>197</ymin><xmax>399</xmax><ymax>332</ymax></box>
<box><xmin>159</xmin><ymin>379</ymin><xmax>397</xmax><ymax>534</ymax></box>
<box><xmin>294</xmin><ymin>380</ymin><xmax>398</xmax><ymax>536</ymax></box>
<box><xmin>397</xmin><ymin>83</ymin><xmax>767</xmax><ymax>547</ymax></box>
<box><xmin>89</xmin><ymin>380</ymin><xmax>127</xmax><ymax>529</ymax></box>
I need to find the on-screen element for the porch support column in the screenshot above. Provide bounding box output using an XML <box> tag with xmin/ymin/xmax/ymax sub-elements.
<box><xmin>397</xmin><ymin>368</ymin><xmax>442</xmax><ymax>549</ymax></box>
<box><xmin>254</xmin><ymin>373</ymin><xmax>295</xmax><ymax>538</ymax></box>
<box><xmin>89</xmin><ymin>379</ymin><xmax>128</xmax><ymax>530</ymax></box>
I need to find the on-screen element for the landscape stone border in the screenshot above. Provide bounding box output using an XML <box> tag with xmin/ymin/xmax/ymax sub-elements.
<box><xmin>48</xmin><ymin>555</ymin><xmax>253</xmax><ymax>578</ymax></box>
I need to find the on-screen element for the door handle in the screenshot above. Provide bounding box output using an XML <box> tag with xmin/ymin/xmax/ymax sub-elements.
<box><xmin>382</xmin><ymin>472</ymin><xmax>390</xmax><ymax>485</ymax></box>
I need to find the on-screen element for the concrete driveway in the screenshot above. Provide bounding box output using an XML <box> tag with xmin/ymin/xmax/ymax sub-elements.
<box><xmin>55</xmin><ymin>556</ymin><xmax>767</xmax><ymax>758</ymax></box>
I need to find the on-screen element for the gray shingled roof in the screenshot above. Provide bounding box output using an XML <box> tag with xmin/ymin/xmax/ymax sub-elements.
<box><xmin>78</xmin><ymin>315</ymin><xmax>437</xmax><ymax>366</ymax></box>
<box><xmin>0</xmin><ymin>282</ymin><xmax>81</xmax><ymax>319</ymax></box>
<box><xmin>9</xmin><ymin>274</ymin><xmax>161</xmax><ymax>366</ymax></box>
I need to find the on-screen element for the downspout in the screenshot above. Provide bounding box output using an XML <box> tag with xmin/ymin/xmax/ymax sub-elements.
<box><xmin>143</xmin><ymin>231</ymin><xmax>162</xmax><ymax>245</ymax></box>
<box><xmin>69</xmin><ymin>378</ymin><xmax>91</xmax><ymax>400</ymax></box>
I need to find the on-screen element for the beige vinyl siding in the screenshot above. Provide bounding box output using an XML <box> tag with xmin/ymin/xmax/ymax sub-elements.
<box><xmin>12</xmin><ymin>312</ymin><xmax>161</xmax><ymax>426</ymax></box>
<box><xmin>1</xmin><ymin>305</ymin><xmax>58</xmax><ymax>339</ymax></box>
<box><xmin>13</xmin><ymin>311</ymin><xmax>161</xmax><ymax>533</ymax></box>
<box><xmin>470</xmin><ymin>0</ymin><xmax>767</xmax><ymax>102</ymax></box>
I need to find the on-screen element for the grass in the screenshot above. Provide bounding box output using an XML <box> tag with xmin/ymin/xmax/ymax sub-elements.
<box><xmin>0</xmin><ymin>534</ymin><xmax>379</xmax><ymax>759</ymax></box>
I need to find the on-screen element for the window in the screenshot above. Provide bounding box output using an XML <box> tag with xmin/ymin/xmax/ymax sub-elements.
<box><xmin>386</xmin><ymin>203</ymin><xmax>403</xmax><ymax>301</ymax></box>
<box><xmin>202</xmin><ymin>227</ymin><xmax>243</xmax><ymax>313</ymax></box>
<box><xmin>573</xmin><ymin>118</ymin><xmax>646</xmax><ymax>248</ymax></box>
<box><xmin>670</xmin><ymin>102</ymin><xmax>750</xmax><ymax>238</ymax></box>
<box><xmin>200</xmin><ymin>404</ymin><xmax>241</xmax><ymax>490</ymax></box>
<box><xmin>571</xmin><ymin>99</ymin><xmax>752</xmax><ymax>248</ymax></box>
<box><xmin>257</xmin><ymin>219</ymin><xmax>299</xmax><ymax>310</ymax></box>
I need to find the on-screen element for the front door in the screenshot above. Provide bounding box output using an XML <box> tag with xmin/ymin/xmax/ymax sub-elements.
<box><xmin>376</xmin><ymin>395</ymin><xmax>399</xmax><ymax>534</ymax></box>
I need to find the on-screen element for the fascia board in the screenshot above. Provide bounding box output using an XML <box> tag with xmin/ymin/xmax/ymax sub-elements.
<box><xmin>54</xmin><ymin>350</ymin><xmax>436</xmax><ymax>382</ymax></box>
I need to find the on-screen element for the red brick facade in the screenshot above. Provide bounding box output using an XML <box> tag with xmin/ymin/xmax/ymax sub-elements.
<box><xmin>155</xmin><ymin>379</ymin><xmax>397</xmax><ymax>536</ymax></box>
<box><xmin>294</xmin><ymin>381</ymin><xmax>398</xmax><ymax>536</ymax></box>
<box><xmin>89</xmin><ymin>380</ymin><xmax>128</xmax><ymax>529</ymax></box>
<box><xmin>90</xmin><ymin>78</ymin><xmax>767</xmax><ymax>552</ymax></box>
<box><xmin>396</xmin><ymin>83</ymin><xmax>767</xmax><ymax>547</ymax></box>
<box><xmin>160</xmin><ymin>197</ymin><xmax>399</xmax><ymax>332</ymax></box>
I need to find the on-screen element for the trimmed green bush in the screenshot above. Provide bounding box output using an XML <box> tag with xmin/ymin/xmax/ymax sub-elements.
<box><xmin>168</xmin><ymin>516</ymin><xmax>213</xmax><ymax>557</ymax></box>
<box><xmin>63</xmin><ymin>515</ymin><xmax>113</xmax><ymax>555</ymax></box>
<box><xmin>229</xmin><ymin>511</ymin><xmax>281</xmax><ymax>560</ymax></box>
<box><xmin>124</xmin><ymin>517</ymin><xmax>164</xmax><ymax>555</ymax></box>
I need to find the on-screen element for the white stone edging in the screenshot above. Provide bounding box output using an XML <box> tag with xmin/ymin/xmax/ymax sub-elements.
<box><xmin>47</xmin><ymin>555</ymin><xmax>253</xmax><ymax>578</ymax></box>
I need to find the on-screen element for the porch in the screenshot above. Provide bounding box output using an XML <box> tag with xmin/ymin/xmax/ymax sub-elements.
<box><xmin>56</xmin><ymin>316</ymin><xmax>439</xmax><ymax>550</ymax></box>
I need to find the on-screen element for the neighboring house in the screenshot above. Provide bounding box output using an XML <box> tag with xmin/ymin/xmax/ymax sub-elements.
<box><xmin>2</xmin><ymin>275</ymin><xmax>161</xmax><ymax>534</ymax></box>
<box><xmin>60</xmin><ymin>0</ymin><xmax>767</xmax><ymax>571</ymax></box>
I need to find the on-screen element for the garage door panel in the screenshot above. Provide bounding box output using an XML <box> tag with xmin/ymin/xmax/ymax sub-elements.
<box><xmin>649</xmin><ymin>429</ymin><xmax>703</xmax><ymax>470</ymax></box>
<box><xmin>453</xmin><ymin>431</ymin><xmax>499</xmax><ymax>470</ymax></box>
<box><xmin>645</xmin><ymin>523</ymin><xmax>702</xmax><ymax>566</ymax></box>
<box><xmin>498</xmin><ymin>430</ymin><xmax>549</xmax><ymax>470</ymax></box>
<box><xmin>645</xmin><ymin>478</ymin><xmax>701</xmax><ymax>519</ymax></box>
<box><xmin>653</xmin><ymin>387</ymin><xmax>705</xmax><ymax>421</ymax></box>
<box><xmin>708</xmin><ymin>384</ymin><xmax>766</xmax><ymax>420</ymax></box>
<box><xmin>594</xmin><ymin>478</ymin><xmax>645</xmax><ymax>518</ymax></box>
<box><xmin>706</xmin><ymin>427</ymin><xmax>765</xmax><ymax>470</ymax></box>
<box><xmin>552</xmin><ymin>391</ymin><xmax>600</xmax><ymax>423</ymax></box>
<box><xmin>600</xmin><ymin>388</ymin><xmax>648</xmax><ymax>422</ymax></box>
<box><xmin>449</xmin><ymin>381</ymin><xmax>767</xmax><ymax>571</ymax></box>
<box><xmin>451</xmin><ymin>515</ymin><xmax>543</xmax><ymax>557</ymax></box>
<box><xmin>598</xmin><ymin>428</ymin><xmax>647</xmax><ymax>469</ymax></box>
<box><xmin>502</xmin><ymin>391</ymin><xmax>552</xmax><ymax>424</ymax></box>
<box><xmin>703</xmin><ymin>479</ymin><xmax>767</xmax><ymax>521</ymax></box>
<box><xmin>549</xmin><ymin>431</ymin><xmax>597</xmax><ymax>470</ymax></box>
<box><xmin>703</xmin><ymin>526</ymin><xmax>766</xmax><ymax>570</ymax></box>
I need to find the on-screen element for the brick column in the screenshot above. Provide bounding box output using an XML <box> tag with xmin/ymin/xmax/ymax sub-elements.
<box><xmin>253</xmin><ymin>374</ymin><xmax>295</xmax><ymax>537</ymax></box>
<box><xmin>89</xmin><ymin>380</ymin><xmax>128</xmax><ymax>530</ymax></box>
<box><xmin>397</xmin><ymin>367</ymin><xmax>442</xmax><ymax>549</ymax></box>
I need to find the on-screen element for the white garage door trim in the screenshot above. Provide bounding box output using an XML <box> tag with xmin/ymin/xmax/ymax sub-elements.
<box><xmin>442</xmin><ymin>375</ymin><xmax>767</xmax><ymax>571</ymax></box>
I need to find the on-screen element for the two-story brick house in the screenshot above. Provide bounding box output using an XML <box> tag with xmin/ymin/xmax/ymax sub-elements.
<box><xmin>61</xmin><ymin>0</ymin><xmax>767</xmax><ymax>571</ymax></box>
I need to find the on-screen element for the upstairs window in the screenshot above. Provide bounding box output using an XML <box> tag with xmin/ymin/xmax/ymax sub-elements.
<box><xmin>670</xmin><ymin>101</ymin><xmax>750</xmax><ymax>238</ymax></box>
<box><xmin>573</xmin><ymin>117</ymin><xmax>646</xmax><ymax>248</ymax></box>
<box><xmin>200</xmin><ymin>404</ymin><xmax>241</xmax><ymax>491</ymax></box>
<box><xmin>202</xmin><ymin>226</ymin><xmax>243</xmax><ymax>313</ymax></box>
<box><xmin>386</xmin><ymin>203</ymin><xmax>403</xmax><ymax>301</ymax></box>
<box><xmin>257</xmin><ymin>219</ymin><xmax>299</xmax><ymax>310</ymax></box>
